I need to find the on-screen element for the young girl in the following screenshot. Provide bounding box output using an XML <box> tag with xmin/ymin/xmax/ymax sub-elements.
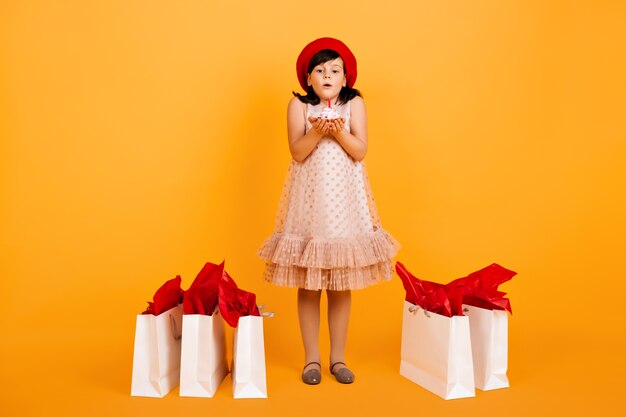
<box><xmin>259</xmin><ymin>37</ymin><xmax>400</xmax><ymax>385</ymax></box>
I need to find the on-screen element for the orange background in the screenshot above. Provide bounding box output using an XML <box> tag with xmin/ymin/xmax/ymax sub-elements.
<box><xmin>1</xmin><ymin>1</ymin><xmax>624</xmax><ymax>415</ymax></box>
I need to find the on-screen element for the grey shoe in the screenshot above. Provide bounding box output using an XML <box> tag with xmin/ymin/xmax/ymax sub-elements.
<box><xmin>330</xmin><ymin>362</ymin><xmax>354</xmax><ymax>384</ymax></box>
<box><xmin>302</xmin><ymin>362</ymin><xmax>321</xmax><ymax>385</ymax></box>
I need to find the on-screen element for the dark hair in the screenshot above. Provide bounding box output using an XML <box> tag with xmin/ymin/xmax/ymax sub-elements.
<box><xmin>293</xmin><ymin>49</ymin><xmax>361</xmax><ymax>105</ymax></box>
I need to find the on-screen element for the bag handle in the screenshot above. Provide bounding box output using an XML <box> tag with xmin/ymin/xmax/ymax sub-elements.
<box><xmin>169</xmin><ymin>314</ymin><xmax>182</xmax><ymax>340</ymax></box>
<box><xmin>258</xmin><ymin>305</ymin><xmax>275</xmax><ymax>318</ymax></box>
<box><xmin>408</xmin><ymin>305</ymin><xmax>470</xmax><ymax>317</ymax></box>
<box><xmin>408</xmin><ymin>305</ymin><xmax>431</xmax><ymax>318</ymax></box>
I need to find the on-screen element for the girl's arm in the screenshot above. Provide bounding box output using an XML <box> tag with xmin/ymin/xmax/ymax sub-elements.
<box><xmin>329</xmin><ymin>96</ymin><xmax>368</xmax><ymax>161</ymax></box>
<box><xmin>287</xmin><ymin>97</ymin><xmax>326</xmax><ymax>163</ymax></box>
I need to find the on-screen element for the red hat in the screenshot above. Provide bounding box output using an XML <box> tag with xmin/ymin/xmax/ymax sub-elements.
<box><xmin>296</xmin><ymin>37</ymin><xmax>357</xmax><ymax>92</ymax></box>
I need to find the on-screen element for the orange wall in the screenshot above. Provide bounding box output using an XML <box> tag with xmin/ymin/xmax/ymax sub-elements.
<box><xmin>1</xmin><ymin>1</ymin><xmax>625</xmax><ymax>415</ymax></box>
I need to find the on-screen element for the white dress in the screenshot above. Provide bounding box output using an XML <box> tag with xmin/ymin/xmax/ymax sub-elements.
<box><xmin>258</xmin><ymin>99</ymin><xmax>400</xmax><ymax>290</ymax></box>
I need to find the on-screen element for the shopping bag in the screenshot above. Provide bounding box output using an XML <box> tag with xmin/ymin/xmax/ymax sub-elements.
<box><xmin>231</xmin><ymin>315</ymin><xmax>268</xmax><ymax>399</ymax></box>
<box><xmin>178</xmin><ymin>262</ymin><xmax>227</xmax><ymax>397</ymax></box>
<box><xmin>179</xmin><ymin>308</ymin><xmax>229</xmax><ymax>397</ymax></box>
<box><xmin>400</xmin><ymin>300</ymin><xmax>475</xmax><ymax>400</ymax></box>
<box><xmin>463</xmin><ymin>304</ymin><xmax>509</xmax><ymax>390</ymax></box>
<box><xmin>131</xmin><ymin>304</ymin><xmax>183</xmax><ymax>397</ymax></box>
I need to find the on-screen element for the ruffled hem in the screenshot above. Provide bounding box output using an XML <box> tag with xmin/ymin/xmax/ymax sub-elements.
<box><xmin>262</xmin><ymin>261</ymin><xmax>394</xmax><ymax>291</ymax></box>
<box><xmin>258</xmin><ymin>229</ymin><xmax>400</xmax><ymax>269</ymax></box>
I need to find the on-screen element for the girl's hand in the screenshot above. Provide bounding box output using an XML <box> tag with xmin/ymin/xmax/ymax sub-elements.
<box><xmin>308</xmin><ymin>117</ymin><xmax>329</xmax><ymax>136</ymax></box>
<box><xmin>327</xmin><ymin>118</ymin><xmax>346</xmax><ymax>138</ymax></box>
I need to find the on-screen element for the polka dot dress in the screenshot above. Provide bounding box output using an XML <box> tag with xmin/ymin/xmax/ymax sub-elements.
<box><xmin>258</xmin><ymin>100</ymin><xmax>400</xmax><ymax>290</ymax></box>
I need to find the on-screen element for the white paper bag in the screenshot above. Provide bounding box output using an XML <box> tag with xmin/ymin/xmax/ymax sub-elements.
<box><xmin>463</xmin><ymin>304</ymin><xmax>509</xmax><ymax>390</ymax></box>
<box><xmin>231</xmin><ymin>315</ymin><xmax>267</xmax><ymax>398</ymax></box>
<box><xmin>400</xmin><ymin>300</ymin><xmax>475</xmax><ymax>400</ymax></box>
<box><xmin>179</xmin><ymin>310</ymin><xmax>229</xmax><ymax>397</ymax></box>
<box><xmin>131</xmin><ymin>304</ymin><xmax>183</xmax><ymax>397</ymax></box>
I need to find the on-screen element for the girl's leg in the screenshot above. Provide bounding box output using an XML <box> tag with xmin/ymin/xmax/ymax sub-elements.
<box><xmin>297</xmin><ymin>289</ymin><xmax>322</xmax><ymax>366</ymax></box>
<box><xmin>327</xmin><ymin>289</ymin><xmax>351</xmax><ymax>369</ymax></box>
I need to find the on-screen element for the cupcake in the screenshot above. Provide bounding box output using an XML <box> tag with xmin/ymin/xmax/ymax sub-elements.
<box><xmin>320</xmin><ymin>105</ymin><xmax>340</xmax><ymax>119</ymax></box>
<box><xmin>319</xmin><ymin>98</ymin><xmax>340</xmax><ymax>119</ymax></box>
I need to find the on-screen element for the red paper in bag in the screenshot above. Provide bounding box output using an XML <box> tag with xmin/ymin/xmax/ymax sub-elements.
<box><xmin>142</xmin><ymin>275</ymin><xmax>184</xmax><ymax>315</ymax></box>
<box><xmin>182</xmin><ymin>261</ymin><xmax>222</xmax><ymax>315</ymax></box>
<box><xmin>447</xmin><ymin>263</ymin><xmax>516</xmax><ymax>314</ymax></box>
<box><xmin>397</xmin><ymin>262</ymin><xmax>516</xmax><ymax>316</ymax></box>
<box><xmin>395</xmin><ymin>262</ymin><xmax>453</xmax><ymax>317</ymax></box>
<box><xmin>218</xmin><ymin>269</ymin><xmax>260</xmax><ymax>328</ymax></box>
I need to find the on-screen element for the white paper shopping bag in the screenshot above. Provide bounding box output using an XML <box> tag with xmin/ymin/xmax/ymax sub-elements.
<box><xmin>131</xmin><ymin>304</ymin><xmax>183</xmax><ymax>397</ymax></box>
<box><xmin>400</xmin><ymin>300</ymin><xmax>475</xmax><ymax>400</ymax></box>
<box><xmin>463</xmin><ymin>304</ymin><xmax>509</xmax><ymax>390</ymax></box>
<box><xmin>179</xmin><ymin>310</ymin><xmax>229</xmax><ymax>397</ymax></box>
<box><xmin>231</xmin><ymin>315</ymin><xmax>267</xmax><ymax>398</ymax></box>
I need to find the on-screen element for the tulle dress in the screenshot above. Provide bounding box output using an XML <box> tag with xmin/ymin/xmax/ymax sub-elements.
<box><xmin>258</xmin><ymin>99</ymin><xmax>400</xmax><ymax>290</ymax></box>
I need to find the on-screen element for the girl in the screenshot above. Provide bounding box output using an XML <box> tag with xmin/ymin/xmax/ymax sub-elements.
<box><xmin>259</xmin><ymin>37</ymin><xmax>400</xmax><ymax>385</ymax></box>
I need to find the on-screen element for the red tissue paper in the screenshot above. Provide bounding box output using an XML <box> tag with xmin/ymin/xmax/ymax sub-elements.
<box><xmin>395</xmin><ymin>261</ymin><xmax>516</xmax><ymax>317</ymax></box>
<box><xmin>396</xmin><ymin>262</ymin><xmax>453</xmax><ymax>317</ymax></box>
<box><xmin>142</xmin><ymin>275</ymin><xmax>185</xmax><ymax>315</ymax></box>
<box><xmin>182</xmin><ymin>261</ymin><xmax>222</xmax><ymax>315</ymax></box>
<box><xmin>218</xmin><ymin>268</ymin><xmax>260</xmax><ymax>328</ymax></box>
<box><xmin>446</xmin><ymin>263</ymin><xmax>516</xmax><ymax>314</ymax></box>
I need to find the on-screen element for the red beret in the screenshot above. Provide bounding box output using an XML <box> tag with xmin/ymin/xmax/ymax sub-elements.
<box><xmin>296</xmin><ymin>37</ymin><xmax>357</xmax><ymax>92</ymax></box>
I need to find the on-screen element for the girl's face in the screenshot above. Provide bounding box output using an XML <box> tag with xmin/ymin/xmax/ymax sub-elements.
<box><xmin>307</xmin><ymin>57</ymin><xmax>347</xmax><ymax>103</ymax></box>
